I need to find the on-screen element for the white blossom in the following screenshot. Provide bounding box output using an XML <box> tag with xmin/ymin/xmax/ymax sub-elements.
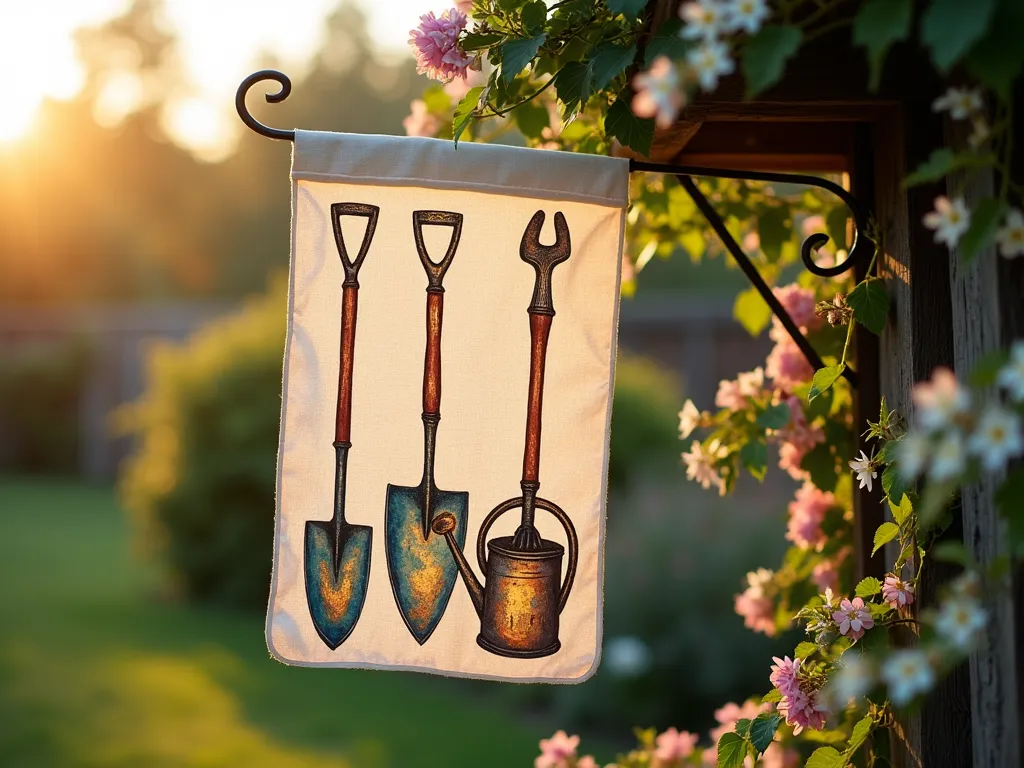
<box><xmin>722</xmin><ymin>0</ymin><xmax>769</xmax><ymax>34</ymax></box>
<box><xmin>826</xmin><ymin>652</ymin><xmax>875</xmax><ymax>708</ymax></box>
<box><xmin>923</xmin><ymin>196</ymin><xmax>971</xmax><ymax>248</ymax></box>
<box><xmin>997</xmin><ymin>340</ymin><xmax>1024</xmax><ymax>402</ymax></box>
<box><xmin>897</xmin><ymin>431</ymin><xmax>931</xmax><ymax>481</ymax></box>
<box><xmin>934</xmin><ymin>597</ymin><xmax>987</xmax><ymax>650</ymax></box>
<box><xmin>679</xmin><ymin>0</ymin><xmax>728</xmax><ymax>40</ymax></box>
<box><xmin>930</xmin><ymin>429</ymin><xmax>966</xmax><ymax>481</ymax></box>
<box><xmin>995</xmin><ymin>208</ymin><xmax>1024</xmax><ymax>259</ymax></box>
<box><xmin>686</xmin><ymin>39</ymin><xmax>735</xmax><ymax>92</ymax></box>
<box><xmin>678</xmin><ymin>399</ymin><xmax>702</xmax><ymax>439</ymax></box>
<box><xmin>737</xmin><ymin>366</ymin><xmax>765</xmax><ymax>396</ymax></box>
<box><xmin>931</xmin><ymin>87</ymin><xmax>983</xmax><ymax>120</ymax></box>
<box><xmin>848</xmin><ymin>450</ymin><xmax>877</xmax><ymax>493</ymax></box>
<box><xmin>681</xmin><ymin>438</ymin><xmax>727</xmax><ymax>494</ymax></box>
<box><xmin>882</xmin><ymin>650</ymin><xmax>935</xmax><ymax>706</ymax></box>
<box><xmin>912</xmin><ymin>367</ymin><xmax>970</xmax><ymax>432</ymax></box>
<box><xmin>632</xmin><ymin>56</ymin><xmax>683</xmax><ymax>129</ymax></box>
<box><xmin>968</xmin><ymin>405</ymin><xmax>1023</xmax><ymax>472</ymax></box>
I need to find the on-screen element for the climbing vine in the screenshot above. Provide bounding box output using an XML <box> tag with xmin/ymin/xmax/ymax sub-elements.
<box><xmin>405</xmin><ymin>1</ymin><xmax>1023</xmax><ymax>765</ymax></box>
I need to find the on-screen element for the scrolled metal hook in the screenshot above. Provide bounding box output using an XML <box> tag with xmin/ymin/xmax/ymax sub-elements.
<box><xmin>235</xmin><ymin>69</ymin><xmax>296</xmax><ymax>142</ymax></box>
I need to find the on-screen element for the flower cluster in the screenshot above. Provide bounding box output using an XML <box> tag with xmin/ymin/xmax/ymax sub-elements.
<box><xmin>770</xmin><ymin>656</ymin><xmax>828</xmax><ymax>734</ymax></box>
<box><xmin>535</xmin><ymin>731</ymin><xmax>598</xmax><ymax>768</ymax></box>
<box><xmin>632</xmin><ymin>0</ymin><xmax>769</xmax><ymax>127</ymax></box>
<box><xmin>898</xmin><ymin>351</ymin><xmax>1024</xmax><ymax>487</ymax></box>
<box><xmin>408</xmin><ymin>8</ymin><xmax>473</xmax><ymax>83</ymax></box>
<box><xmin>735</xmin><ymin>567</ymin><xmax>777</xmax><ymax>636</ymax></box>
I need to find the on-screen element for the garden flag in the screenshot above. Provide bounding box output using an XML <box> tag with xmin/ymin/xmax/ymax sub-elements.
<box><xmin>267</xmin><ymin>130</ymin><xmax>628</xmax><ymax>682</ymax></box>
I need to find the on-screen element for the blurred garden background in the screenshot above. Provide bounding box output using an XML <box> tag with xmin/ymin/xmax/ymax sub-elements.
<box><xmin>1</xmin><ymin>1</ymin><xmax>808</xmax><ymax>765</ymax></box>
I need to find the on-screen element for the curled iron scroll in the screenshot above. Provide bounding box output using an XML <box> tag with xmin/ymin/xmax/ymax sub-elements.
<box><xmin>235</xmin><ymin>69</ymin><xmax>296</xmax><ymax>143</ymax></box>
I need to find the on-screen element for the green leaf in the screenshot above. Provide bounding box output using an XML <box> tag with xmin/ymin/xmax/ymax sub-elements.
<box><xmin>853</xmin><ymin>0</ymin><xmax>912</xmax><ymax>91</ymax></box>
<box><xmin>742</xmin><ymin>25</ymin><xmax>802</xmax><ymax>98</ymax></box>
<box><xmin>452</xmin><ymin>86</ymin><xmax>484</xmax><ymax>146</ymax></box>
<box><xmin>996</xmin><ymin>466</ymin><xmax>1024</xmax><ymax>555</ymax></box>
<box><xmin>733</xmin><ymin>286</ymin><xmax>773</xmax><ymax>336</ymax></box>
<box><xmin>968</xmin><ymin>348</ymin><xmax>1011</xmax><ymax>387</ymax></box>
<box><xmin>734</xmin><ymin>719</ymin><xmax>752</xmax><ymax>737</ymax></box>
<box><xmin>762</xmin><ymin>687</ymin><xmax>783</xmax><ymax>703</ymax></box>
<box><xmin>500</xmin><ymin>35</ymin><xmax>546</xmax><ymax>83</ymax></box>
<box><xmin>931</xmin><ymin>540</ymin><xmax>972</xmax><ymax>565</ymax></box>
<box><xmin>826</xmin><ymin>206</ymin><xmax>849</xmax><ymax>251</ymax></box>
<box><xmin>590</xmin><ymin>43</ymin><xmax>638</xmax><ymax>92</ymax></box>
<box><xmin>605</xmin><ymin>0</ymin><xmax>648</xmax><ymax>18</ymax></box>
<box><xmin>521</xmin><ymin>0</ymin><xmax>547</xmax><ymax>34</ymax></box>
<box><xmin>717</xmin><ymin>732</ymin><xmax>749</xmax><ymax>768</ymax></box>
<box><xmin>919</xmin><ymin>479</ymin><xmax>957</xmax><ymax>530</ymax></box>
<box><xmin>845</xmin><ymin>715</ymin><xmax>874</xmax><ymax>756</ymax></box>
<box><xmin>553</xmin><ymin>60</ymin><xmax>593</xmax><ymax>116</ymax></box>
<box><xmin>757</xmin><ymin>402</ymin><xmax>792</xmax><ymax>429</ymax></box>
<box><xmin>903</xmin><ymin>148</ymin><xmax>998</xmax><ymax>187</ymax></box>
<box><xmin>966</xmin><ymin>0</ymin><xmax>1024</xmax><ymax>101</ymax></box>
<box><xmin>872</xmin><ymin>521</ymin><xmax>899</xmax><ymax>555</ymax></box>
<box><xmin>806</xmin><ymin>746</ymin><xmax>847</xmax><ymax>768</ymax></box>
<box><xmin>921</xmin><ymin>0</ymin><xmax>997</xmax><ymax>71</ymax></box>
<box><xmin>740</xmin><ymin>439</ymin><xmax>768</xmax><ymax>480</ymax></box>
<box><xmin>809</xmin><ymin>364</ymin><xmax>846</xmax><ymax>402</ymax></box>
<box><xmin>604</xmin><ymin>98</ymin><xmax>654</xmax><ymax>155</ymax></box>
<box><xmin>846</xmin><ymin>279</ymin><xmax>889</xmax><ymax>335</ymax></box>
<box><xmin>421</xmin><ymin>85</ymin><xmax>450</xmax><ymax>114</ymax></box>
<box><xmin>758</xmin><ymin>205</ymin><xmax>790</xmax><ymax>262</ymax></box>
<box><xmin>461</xmin><ymin>30</ymin><xmax>504</xmax><ymax>51</ymax></box>
<box><xmin>802</xmin><ymin>442</ymin><xmax>839</xmax><ymax>493</ymax></box>
<box><xmin>888</xmin><ymin>493</ymin><xmax>913</xmax><ymax>526</ymax></box>
<box><xmin>882</xmin><ymin>461</ymin><xmax>911</xmax><ymax>502</ymax></box>
<box><xmin>749</xmin><ymin>713</ymin><xmax>783</xmax><ymax>754</ymax></box>
<box><xmin>959</xmin><ymin>197</ymin><xmax>1007</xmax><ymax>262</ymax></box>
<box><xmin>794</xmin><ymin>641</ymin><xmax>818</xmax><ymax>659</ymax></box>
<box><xmin>855</xmin><ymin>576</ymin><xmax>882</xmax><ymax>597</ymax></box>
<box><xmin>644</xmin><ymin>19</ymin><xmax>690</xmax><ymax>66</ymax></box>
<box><xmin>513</xmin><ymin>100</ymin><xmax>551</xmax><ymax>139</ymax></box>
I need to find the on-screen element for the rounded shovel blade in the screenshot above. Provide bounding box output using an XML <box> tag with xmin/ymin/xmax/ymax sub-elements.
<box><xmin>304</xmin><ymin>520</ymin><xmax>372</xmax><ymax>650</ymax></box>
<box><xmin>385</xmin><ymin>485</ymin><xmax>468</xmax><ymax>644</ymax></box>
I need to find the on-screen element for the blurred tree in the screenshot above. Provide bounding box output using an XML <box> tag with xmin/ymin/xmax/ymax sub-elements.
<box><xmin>0</xmin><ymin>0</ymin><xmax>421</xmax><ymax>304</ymax></box>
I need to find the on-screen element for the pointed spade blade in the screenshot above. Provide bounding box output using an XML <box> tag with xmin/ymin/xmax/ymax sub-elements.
<box><xmin>385</xmin><ymin>484</ymin><xmax>468</xmax><ymax>644</ymax></box>
<box><xmin>304</xmin><ymin>520</ymin><xmax>372</xmax><ymax>649</ymax></box>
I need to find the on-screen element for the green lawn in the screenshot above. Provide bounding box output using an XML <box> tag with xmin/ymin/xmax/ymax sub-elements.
<box><xmin>0</xmin><ymin>478</ymin><xmax>549</xmax><ymax>768</ymax></box>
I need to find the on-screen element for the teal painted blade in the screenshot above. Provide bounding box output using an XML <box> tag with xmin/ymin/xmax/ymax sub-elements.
<box><xmin>385</xmin><ymin>484</ymin><xmax>468</xmax><ymax>644</ymax></box>
<box><xmin>304</xmin><ymin>521</ymin><xmax>371</xmax><ymax>650</ymax></box>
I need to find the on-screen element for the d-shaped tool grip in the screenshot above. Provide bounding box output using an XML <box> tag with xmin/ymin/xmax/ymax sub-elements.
<box><xmin>331</xmin><ymin>203</ymin><xmax>379</xmax><ymax>288</ymax></box>
<box><xmin>413</xmin><ymin>210</ymin><xmax>463</xmax><ymax>292</ymax></box>
<box><xmin>520</xmin><ymin>210</ymin><xmax>571</xmax><ymax>316</ymax></box>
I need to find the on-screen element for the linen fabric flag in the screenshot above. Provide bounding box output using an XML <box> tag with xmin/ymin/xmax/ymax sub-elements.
<box><xmin>267</xmin><ymin>130</ymin><xmax>628</xmax><ymax>683</ymax></box>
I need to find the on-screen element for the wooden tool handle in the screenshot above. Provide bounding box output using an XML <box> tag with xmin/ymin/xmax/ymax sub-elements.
<box><xmin>335</xmin><ymin>285</ymin><xmax>358</xmax><ymax>443</ymax></box>
<box><xmin>522</xmin><ymin>312</ymin><xmax>552</xmax><ymax>483</ymax></box>
<box><xmin>423</xmin><ymin>291</ymin><xmax>444</xmax><ymax>416</ymax></box>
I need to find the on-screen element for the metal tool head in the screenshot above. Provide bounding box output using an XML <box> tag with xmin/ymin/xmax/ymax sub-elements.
<box><xmin>331</xmin><ymin>202</ymin><xmax>379</xmax><ymax>287</ymax></box>
<box><xmin>385</xmin><ymin>483</ymin><xmax>468</xmax><ymax>644</ymax></box>
<box><xmin>520</xmin><ymin>210</ymin><xmax>571</xmax><ymax>316</ymax></box>
<box><xmin>303</xmin><ymin>520</ymin><xmax>372</xmax><ymax>649</ymax></box>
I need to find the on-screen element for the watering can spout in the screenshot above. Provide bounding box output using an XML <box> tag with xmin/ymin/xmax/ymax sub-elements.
<box><xmin>431</xmin><ymin>513</ymin><xmax>485</xmax><ymax>617</ymax></box>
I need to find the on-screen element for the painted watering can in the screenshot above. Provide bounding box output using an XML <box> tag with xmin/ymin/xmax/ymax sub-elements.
<box><xmin>431</xmin><ymin>209</ymin><xmax>578</xmax><ymax>659</ymax></box>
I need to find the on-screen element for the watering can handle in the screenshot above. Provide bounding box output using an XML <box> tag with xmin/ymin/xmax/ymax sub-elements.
<box><xmin>476</xmin><ymin>496</ymin><xmax>578</xmax><ymax>613</ymax></box>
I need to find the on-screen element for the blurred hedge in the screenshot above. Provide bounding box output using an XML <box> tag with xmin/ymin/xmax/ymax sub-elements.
<box><xmin>0</xmin><ymin>338</ymin><xmax>90</xmax><ymax>474</ymax></box>
<box><xmin>116</xmin><ymin>281</ymin><xmax>286</xmax><ymax>608</ymax></box>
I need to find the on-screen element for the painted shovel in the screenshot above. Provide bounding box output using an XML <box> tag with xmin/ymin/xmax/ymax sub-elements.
<box><xmin>386</xmin><ymin>210</ymin><xmax>468</xmax><ymax>645</ymax></box>
<box><xmin>304</xmin><ymin>202</ymin><xmax>378</xmax><ymax>650</ymax></box>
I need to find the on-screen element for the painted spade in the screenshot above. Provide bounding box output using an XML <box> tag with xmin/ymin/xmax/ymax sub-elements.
<box><xmin>433</xmin><ymin>210</ymin><xmax>578</xmax><ymax>659</ymax></box>
<box><xmin>304</xmin><ymin>202</ymin><xmax>378</xmax><ymax>650</ymax></box>
<box><xmin>386</xmin><ymin>210</ymin><xmax>469</xmax><ymax>645</ymax></box>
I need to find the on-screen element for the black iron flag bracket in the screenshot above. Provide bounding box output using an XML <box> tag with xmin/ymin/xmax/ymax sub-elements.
<box><xmin>237</xmin><ymin>69</ymin><xmax>871</xmax><ymax>390</ymax></box>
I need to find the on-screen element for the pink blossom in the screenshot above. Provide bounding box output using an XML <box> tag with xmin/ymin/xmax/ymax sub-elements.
<box><xmin>775</xmin><ymin>395</ymin><xmax>824</xmax><ymax>480</ymax></box>
<box><xmin>716</xmin><ymin>377</ymin><xmax>746</xmax><ymax>410</ymax></box>
<box><xmin>734</xmin><ymin>568</ymin><xmax>776</xmax><ymax>636</ymax></box>
<box><xmin>444</xmin><ymin>67</ymin><xmax>485</xmax><ymax>101</ymax></box>
<box><xmin>682</xmin><ymin>439</ymin><xmax>726</xmax><ymax>494</ymax></box>
<box><xmin>535</xmin><ymin>731</ymin><xmax>579</xmax><ymax>768</ymax></box>
<box><xmin>402</xmin><ymin>99</ymin><xmax>441</xmax><ymax>137</ymax></box>
<box><xmin>773</xmin><ymin>283</ymin><xmax>822</xmax><ymax>331</ymax></box>
<box><xmin>762</xmin><ymin>743</ymin><xmax>800</xmax><ymax>768</ymax></box>
<box><xmin>737</xmin><ymin>366</ymin><xmax>765</xmax><ymax>396</ymax></box>
<box><xmin>786</xmin><ymin>482</ymin><xmax>835</xmax><ymax>550</ymax></box>
<box><xmin>632</xmin><ymin>56</ymin><xmax>683</xmax><ymax>128</ymax></box>
<box><xmin>832</xmin><ymin>597</ymin><xmax>874</xmax><ymax>641</ymax></box>
<box><xmin>765</xmin><ymin>337</ymin><xmax>814</xmax><ymax>390</ymax></box>
<box><xmin>777</xmin><ymin>687</ymin><xmax>828</xmax><ymax>734</ymax></box>
<box><xmin>769</xmin><ymin>655</ymin><xmax>801</xmax><ymax>698</ymax></box>
<box><xmin>454</xmin><ymin>0</ymin><xmax>473</xmax><ymax>13</ymax></box>
<box><xmin>654</xmin><ymin>727</ymin><xmax>698</xmax><ymax>763</ymax></box>
<box><xmin>577</xmin><ymin>758</ymin><xmax>598</xmax><ymax>768</ymax></box>
<box><xmin>408</xmin><ymin>8</ymin><xmax>472</xmax><ymax>83</ymax></box>
<box><xmin>801</xmin><ymin>215</ymin><xmax>826</xmax><ymax>238</ymax></box>
<box><xmin>882</xmin><ymin>574</ymin><xmax>915</xmax><ymax>609</ymax></box>
<box><xmin>812</xmin><ymin>559</ymin><xmax>840</xmax><ymax>592</ymax></box>
<box><xmin>707</xmin><ymin>700</ymin><xmax>770</xmax><ymax>760</ymax></box>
